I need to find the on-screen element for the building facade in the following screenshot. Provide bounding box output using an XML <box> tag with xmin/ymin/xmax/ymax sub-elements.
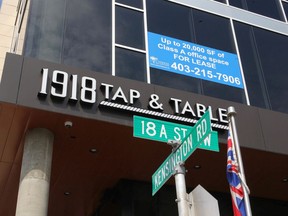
<box><xmin>0</xmin><ymin>0</ymin><xmax>288</xmax><ymax>215</ymax></box>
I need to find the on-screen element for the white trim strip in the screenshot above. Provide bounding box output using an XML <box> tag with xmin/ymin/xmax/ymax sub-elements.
<box><xmin>99</xmin><ymin>101</ymin><xmax>229</xmax><ymax>130</ymax></box>
<box><xmin>281</xmin><ymin>0</ymin><xmax>288</xmax><ymax>22</ymax></box>
<box><xmin>112</xmin><ymin>0</ymin><xmax>116</xmax><ymax>76</ymax></box>
<box><xmin>229</xmin><ymin>19</ymin><xmax>250</xmax><ymax>105</ymax></box>
<box><xmin>143</xmin><ymin>0</ymin><xmax>151</xmax><ymax>83</ymax></box>
<box><xmin>115</xmin><ymin>2</ymin><xmax>144</xmax><ymax>12</ymax></box>
<box><xmin>115</xmin><ymin>43</ymin><xmax>146</xmax><ymax>54</ymax></box>
<box><xmin>168</xmin><ymin>0</ymin><xmax>288</xmax><ymax>36</ymax></box>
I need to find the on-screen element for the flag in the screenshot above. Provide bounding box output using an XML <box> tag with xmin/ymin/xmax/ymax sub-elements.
<box><xmin>227</xmin><ymin>131</ymin><xmax>246</xmax><ymax>216</ymax></box>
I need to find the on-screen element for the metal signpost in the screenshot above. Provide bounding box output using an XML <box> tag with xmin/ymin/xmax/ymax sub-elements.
<box><xmin>151</xmin><ymin>110</ymin><xmax>213</xmax><ymax>195</ymax></box>
<box><xmin>150</xmin><ymin>131</ymin><xmax>218</xmax><ymax>196</ymax></box>
<box><xmin>133</xmin><ymin>109</ymin><xmax>219</xmax><ymax>216</ymax></box>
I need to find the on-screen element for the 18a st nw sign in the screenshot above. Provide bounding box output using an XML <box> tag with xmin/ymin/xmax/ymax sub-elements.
<box><xmin>133</xmin><ymin>115</ymin><xmax>219</xmax><ymax>152</ymax></box>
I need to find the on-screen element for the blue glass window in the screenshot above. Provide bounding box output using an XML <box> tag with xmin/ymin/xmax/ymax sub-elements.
<box><xmin>115</xmin><ymin>48</ymin><xmax>146</xmax><ymax>82</ymax></box>
<box><xmin>229</xmin><ymin>0</ymin><xmax>284</xmax><ymax>21</ymax></box>
<box><xmin>115</xmin><ymin>6</ymin><xmax>145</xmax><ymax>50</ymax></box>
<box><xmin>283</xmin><ymin>2</ymin><xmax>288</xmax><ymax>21</ymax></box>
<box><xmin>235</xmin><ymin>21</ymin><xmax>288</xmax><ymax>113</ymax></box>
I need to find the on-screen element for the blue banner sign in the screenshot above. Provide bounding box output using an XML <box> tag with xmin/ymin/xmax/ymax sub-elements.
<box><xmin>148</xmin><ymin>32</ymin><xmax>243</xmax><ymax>89</ymax></box>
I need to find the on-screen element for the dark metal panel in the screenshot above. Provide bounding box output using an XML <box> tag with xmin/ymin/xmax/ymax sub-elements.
<box><xmin>258</xmin><ymin>108</ymin><xmax>288</xmax><ymax>154</ymax></box>
<box><xmin>231</xmin><ymin>106</ymin><xmax>266</xmax><ymax>151</ymax></box>
<box><xmin>2</xmin><ymin>54</ymin><xmax>288</xmax><ymax>155</ymax></box>
<box><xmin>153</xmin><ymin>84</ymin><xmax>267</xmax><ymax>151</ymax></box>
<box><xmin>0</xmin><ymin>53</ymin><xmax>24</xmax><ymax>104</ymax></box>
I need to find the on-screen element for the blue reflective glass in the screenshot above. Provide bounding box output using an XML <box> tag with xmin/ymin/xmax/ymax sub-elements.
<box><xmin>24</xmin><ymin>0</ymin><xmax>112</xmax><ymax>74</ymax></box>
<box><xmin>283</xmin><ymin>2</ymin><xmax>288</xmax><ymax>21</ymax></box>
<box><xmin>234</xmin><ymin>21</ymin><xmax>270</xmax><ymax>109</ymax></box>
<box><xmin>115</xmin><ymin>6</ymin><xmax>145</xmax><ymax>50</ymax></box>
<box><xmin>253</xmin><ymin>27</ymin><xmax>288</xmax><ymax>113</ymax></box>
<box><xmin>147</xmin><ymin>0</ymin><xmax>193</xmax><ymax>42</ymax></box>
<box><xmin>235</xmin><ymin>20</ymin><xmax>288</xmax><ymax>114</ymax></box>
<box><xmin>229</xmin><ymin>0</ymin><xmax>284</xmax><ymax>21</ymax></box>
<box><xmin>63</xmin><ymin>0</ymin><xmax>111</xmax><ymax>73</ymax></box>
<box><xmin>229</xmin><ymin>0</ymin><xmax>245</xmax><ymax>8</ymax></box>
<box><xmin>116</xmin><ymin>48</ymin><xmax>146</xmax><ymax>82</ymax></box>
<box><xmin>192</xmin><ymin>10</ymin><xmax>245</xmax><ymax>103</ymax></box>
<box><xmin>246</xmin><ymin>0</ymin><xmax>284</xmax><ymax>21</ymax></box>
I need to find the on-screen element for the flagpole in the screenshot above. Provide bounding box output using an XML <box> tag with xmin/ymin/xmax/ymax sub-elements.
<box><xmin>227</xmin><ymin>106</ymin><xmax>252</xmax><ymax>216</ymax></box>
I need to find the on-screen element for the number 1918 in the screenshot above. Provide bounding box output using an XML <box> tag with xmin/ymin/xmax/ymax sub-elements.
<box><xmin>38</xmin><ymin>68</ymin><xmax>97</xmax><ymax>104</ymax></box>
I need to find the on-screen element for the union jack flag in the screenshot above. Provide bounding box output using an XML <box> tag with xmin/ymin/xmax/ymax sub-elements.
<box><xmin>227</xmin><ymin>132</ymin><xmax>246</xmax><ymax>216</ymax></box>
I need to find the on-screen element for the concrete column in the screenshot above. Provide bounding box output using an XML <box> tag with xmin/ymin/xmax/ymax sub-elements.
<box><xmin>15</xmin><ymin>128</ymin><xmax>54</xmax><ymax>216</ymax></box>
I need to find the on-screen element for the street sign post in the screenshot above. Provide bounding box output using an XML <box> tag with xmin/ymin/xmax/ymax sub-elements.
<box><xmin>151</xmin><ymin>110</ymin><xmax>214</xmax><ymax>195</ymax></box>
<box><xmin>133</xmin><ymin>110</ymin><xmax>220</xmax><ymax>215</ymax></box>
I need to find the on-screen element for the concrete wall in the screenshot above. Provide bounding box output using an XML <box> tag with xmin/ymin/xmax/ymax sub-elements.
<box><xmin>0</xmin><ymin>0</ymin><xmax>17</xmax><ymax>80</ymax></box>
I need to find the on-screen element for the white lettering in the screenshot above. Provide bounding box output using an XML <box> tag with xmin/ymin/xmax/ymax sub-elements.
<box><xmin>203</xmin><ymin>134</ymin><xmax>211</xmax><ymax>147</ymax></box>
<box><xmin>101</xmin><ymin>83</ymin><xmax>113</xmax><ymax>100</ymax></box>
<box><xmin>208</xmin><ymin>106</ymin><xmax>218</xmax><ymax>122</ymax></box>
<box><xmin>218</xmin><ymin>108</ymin><xmax>228</xmax><ymax>124</ymax></box>
<box><xmin>112</xmin><ymin>87</ymin><xmax>128</xmax><ymax>103</ymax></box>
<box><xmin>170</xmin><ymin>98</ymin><xmax>182</xmax><ymax>114</ymax></box>
<box><xmin>173</xmin><ymin>127</ymin><xmax>188</xmax><ymax>140</ymax></box>
<box><xmin>196</xmin><ymin>103</ymin><xmax>206</xmax><ymax>118</ymax></box>
<box><xmin>196</xmin><ymin>119</ymin><xmax>207</xmax><ymax>142</ymax></box>
<box><xmin>160</xmin><ymin>125</ymin><xmax>167</xmax><ymax>139</ymax></box>
<box><xmin>129</xmin><ymin>89</ymin><xmax>140</xmax><ymax>104</ymax></box>
<box><xmin>181</xmin><ymin>101</ymin><xmax>196</xmax><ymax>116</ymax></box>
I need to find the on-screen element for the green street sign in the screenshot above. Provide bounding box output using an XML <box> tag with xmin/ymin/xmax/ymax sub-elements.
<box><xmin>151</xmin><ymin>132</ymin><xmax>217</xmax><ymax>196</ymax></box>
<box><xmin>198</xmin><ymin>131</ymin><xmax>219</xmax><ymax>152</ymax></box>
<box><xmin>151</xmin><ymin>110</ymin><xmax>215</xmax><ymax>195</ymax></box>
<box><xmin>133</xmin><ymin>115</ymin><xmax>192</xmax><ymax>143</ymax></box>
<box><xmin>133</xmin><ymin>113</ymin><xmax>219</xmax><ymax>152</ymax></box>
